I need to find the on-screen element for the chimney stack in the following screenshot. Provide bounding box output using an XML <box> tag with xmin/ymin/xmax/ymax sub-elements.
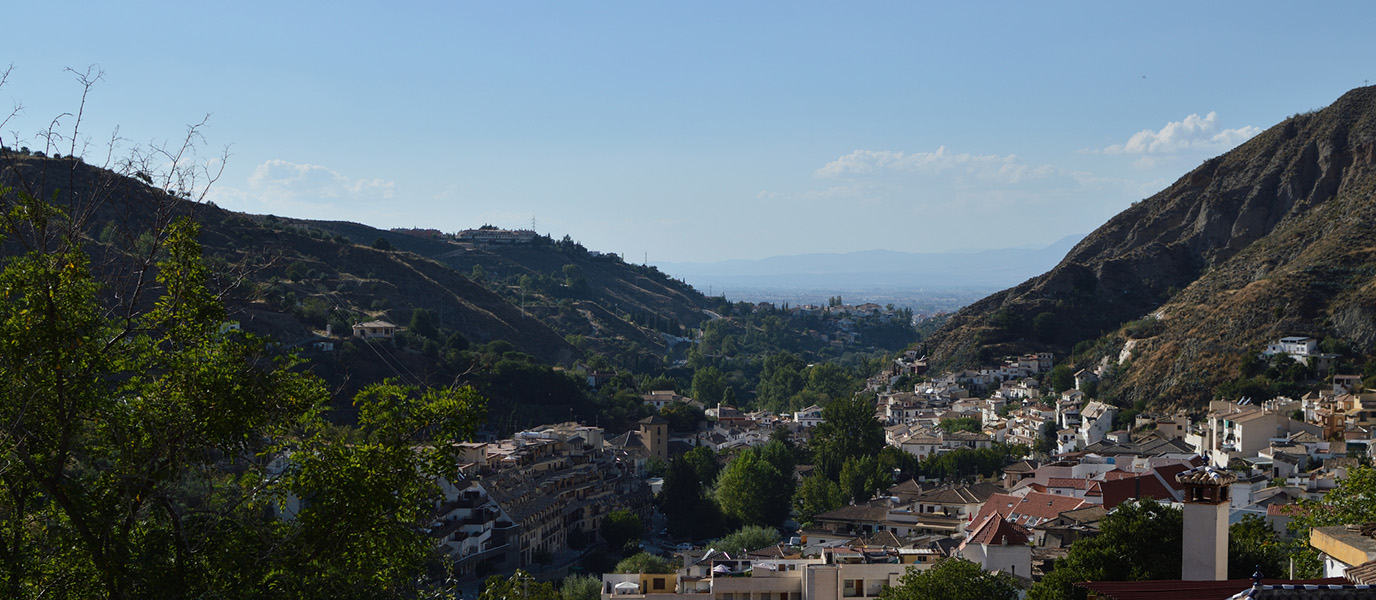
<box><xmin>1176</xmin><ymin>466</ymin><xmax>1237</xmax><ymax>580</ymax></box>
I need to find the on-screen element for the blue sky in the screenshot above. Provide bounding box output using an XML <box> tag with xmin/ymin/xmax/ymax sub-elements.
<box><xmin>4</xmin><ymin>2</ymin><xmax>1374</xmax><ymax>263</ymax></box>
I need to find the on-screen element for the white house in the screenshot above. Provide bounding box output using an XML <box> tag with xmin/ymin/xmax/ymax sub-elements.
<box><xmin>794</xmin><ymin>404</ymin><xmax>826</xmax><ymax>428</ymax></box>
<box><xmin>1077</xmin><ymin>401</ymin><xmax>1117</xmax><ymax>448</ymax></box>
<box><xmin>353</xmin><ymin>320</ymin><xmax>398</xmax><ymax>339</ymax></box>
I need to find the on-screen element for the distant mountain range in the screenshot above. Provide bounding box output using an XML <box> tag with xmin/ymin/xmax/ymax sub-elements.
<box><xmin>656</xmin><ymin>235</ymin><xmax>1085</xmax><ymax>293</ymax></box>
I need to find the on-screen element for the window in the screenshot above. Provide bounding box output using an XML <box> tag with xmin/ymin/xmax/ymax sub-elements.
<box><xmin>652</xmin><ymin>578</ymin><xmax>666</xmax><ymax>590</ymax></box>
<box><xmin>844</xmin><ymin>579</ymin><xmax>863</xmax><ymax>597</ymax></box>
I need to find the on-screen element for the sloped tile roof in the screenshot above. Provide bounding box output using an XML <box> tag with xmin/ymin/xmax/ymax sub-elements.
<box><xmin>815</xmin><ymin>504</ymin><xmax>890</xmax><ymax>524</ymax></box>
<box><xmin>1346</xmin><ymin>560</ymin><xmax>1376</xmax><ymax>585</ymax></box>
<box><xmin>1047</xmin><ymin>477</ymin><xmax>1094</xmax><ymax>490</ymax></box>
<box><xmin>917</xmin><ymin>482</ymin><xmax>1002</xmax><ymax>504</ymax></box>
<box><xmin>968</xmin><ymin>491</ymin><xmax>1087</xmax><ymax>531</ymax></box>
<box><xmin>1003</xmin><ymin>460</ymin><xmax>1038</xmax><ymax>473</ymax></box>
<box><xmin>965</xmin><ymin>513</ymin><xmax>1031</xmax><ymax>546</ymax></box>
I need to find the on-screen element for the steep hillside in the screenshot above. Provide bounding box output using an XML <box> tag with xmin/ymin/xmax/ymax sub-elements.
<box><xmin>926</xmin><ymin>86</ymin><xmax>1376</xmax><ymax>407</ymax></box>
<box><xmin>292</xmin><ymin>223</ymin><xmax>714</xmax><ymax>366</ymax></box>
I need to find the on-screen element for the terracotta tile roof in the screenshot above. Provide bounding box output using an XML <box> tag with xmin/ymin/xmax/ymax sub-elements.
<box><xmin>1097</xmin><ymin>471</ymin><xmax>1182</xmax><ymax>509</ymax></box>
<box><xmin>1054</xmin><ymin>505</ymin><xmax>1109</xmax><ymax>525</ymax></box>
<box><xmin>1347</xmin><ymin>560</ymin><xmax>1376</xmax><ymax>585</ymax></box>
<box><xmin>887</xmin><ymin>478</ymin><xmax>927</xmax><ymax>497</ymax></box>
<box><xmin>917</xmin><ymin>482</ymin><xmax>1003</xmax><ymax>505</ymax></box>
<box><xmin>1103</xmin><ymin>469</ymin><xmax>1136</xmax><ymax>481</ymax></box>
<box><xmin>968</xmin><ymin>491</ymin><xmax>1087</xmax><ymax>531</ymax></box>
<box><xmin>964</xmin><ymin>513</ymin><xmax>1031</xmax><ymax>546</ymax></box>
<box><xmin>1267</xmin><ymin>503</ymin><xmax>1302</xmax><ymax>516</ymax></box>
<box><xmin>814</xmin><ymin>504</ymin><xmax>890</xmax><ymax>524</ymax></box>
<box><xmin>1003</xmin><ymin>460</ymin><xmax>1038</xmax><ymax>473</ymax></box>
<box><xmin>1047</xmin><ymin>477</ymin><xmax>1095</xmax><ymax>490</ymax></box>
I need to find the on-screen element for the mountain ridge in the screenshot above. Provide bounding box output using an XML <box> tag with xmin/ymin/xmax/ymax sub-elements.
<box><xmin>924</xmin><ymin>85</ymin><xmax>1376</xmax><ymax>408</ymax></box>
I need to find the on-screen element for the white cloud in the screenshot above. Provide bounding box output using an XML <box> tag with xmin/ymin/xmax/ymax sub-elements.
<box><xmin>246</xmin><ymin>159</ymin><xmax>395</xmax><ymax>201</ymax></box>
<box><xmin>815</xmin><ymin>146</ymin><xmax>1053</xmax><ymax>184</ymax></box>
<box><xmin>1103</xmin><ymin>112</ymin><xmax>1260</xmax><ymax>155</ymax></box>
<box><xmin>206</xmin><ymin>159</ymin><xmax>396</xmax><ymax>217</ymax></box>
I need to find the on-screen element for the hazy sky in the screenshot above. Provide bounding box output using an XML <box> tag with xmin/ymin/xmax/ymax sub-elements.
<box><xmin>4</xmin><ymin>2</ymin><xmax>1374</xmax><ymax>263</ymax></box>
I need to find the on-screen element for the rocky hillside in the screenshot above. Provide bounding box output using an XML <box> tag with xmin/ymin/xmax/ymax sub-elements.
<box><xmin>925</xmin><ymin>85</ymin><xmax>1376</xmax><ymax>408</ymax></box>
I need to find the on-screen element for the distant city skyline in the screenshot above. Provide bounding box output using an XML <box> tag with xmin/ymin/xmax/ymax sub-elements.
<box><xmin>4</xmin><ymin>2</ymin><xmax>1375</xmax><ymax>263</ymax></box>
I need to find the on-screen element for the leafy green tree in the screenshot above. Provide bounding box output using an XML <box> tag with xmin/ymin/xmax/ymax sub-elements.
<box><xmin>805</xmin><ymin>362</ymin><xmax>858</xmax><ymax>401</ymax></box>
<box><xmin>692</xmin><ymin>366</ymin><xmax>728</xmax><ymax>406</ymax></box>
<box><xmin>938</xmin><ymin>416</ymin><xmax>983</xmax><ymax>434</ymax></box>
<box><xmin>409</xmin><ymin>307</ymin><xmax>439</xmax><ymax>339</ymax></box>
<box><xmin>659</xmin><ymin>456</ymin><xmax>705</xmax><ymax>533</ymax></box>
<box><xmin>1287</xmin><ymin>464</ymin><xmax>1376</xmax><ymax>577</ymax></box>
<box><xmin>683</xmin><ymin>445</ymin><xmax>721</xmax><ymax>486</ymax></box>
<box><xmin>879</xmin><ymin>558</ymin><xmax>1017</xmax><ymax>600</ymax></box>
<box><xmin>660</xmin><ymin>402</ymin><xmax>706</xmax><ymax>432</ymax></box>
<box><xmin>758</xmin><ymin>438</ymin><xmax>799</xmax><ymax>481</ymax></box>
<box><xmin>715</xmin><ymin>444</ymin><xmax>794</xmax><ymax>528</ymax></box>
<box><xmin>1048</xmin><ymin>364</ymin><xmax>1075</xmax><ymax>393</ymax></box>
<box><xmin>876</xmin><ymin>446</ymin><xmax>920</xmax><ymax>482</ymax></box>
<box><xmin>657</xmin><ymin>448</ymin><xmax>727</xmax><ymax>540</ymax></box>
<box><xmin>839</xmin><ymin>455</ymin><xmax>889</xmax><ymax>504</ymax></box>
<box><xmin>480</xmin><ymin>570</ymin><xmax>560</xmax><ymax>600</ymax></box>
<box><xmin>1028</xmin><ymin>500</ymin><xmax>1181</xmax><ymax>600</ymax></box>
<box><xmin>919</xmin><ymin>445</ymin><xmax>1021</xmax><ymax>482</ymax></box>
<box><xmin>1228</xmin><ymin>514</ymin><xmax>1286</xmax><ymax>580</ymax></box>
<box><xmin>560</xmin><ymin>574</ymin><xmax>603</xmax><ymax>600</ymax></box>
<box><xmin>809</xmin><ymin>395</ymin><xmax>885</xmax><ymax>480</ymax></box>
<box><xmin>0</xmin><ymin>181</ymin><xmax>488</xmax><ymax>599</ymax></box>
<box><xmin>715</xmin><ymin>525</ymin><xmax>781</xmax><ymax>555</ymax></box>
<box><xmin>645</xmin><ymin>456</ymin><xmax>669</xmax><ymax>478</ymax></box>
<box><xmin>601</xmin><ymin>509</ymin><xmax>643</xmax><ymax>552</ymax></box>
<box><xmin>794</xmin><ymin>475</ymin><xmax>846</xmax><ymax>526</ymax></box>
<box><xmin>614</xmin><ymin>553</ymin><xmax>675</xmax><ymax>574</ymax></box>
<box><xmin>372</xmin><ymin>236</ymin><xmax>395</xmax><ymax>251</ymax></box>
<box><xmin>757</xmin><ymin>352</ymin><xmax>807</xmax><ymax>410</ymax></box>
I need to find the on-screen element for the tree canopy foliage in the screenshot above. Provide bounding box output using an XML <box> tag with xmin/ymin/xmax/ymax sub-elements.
<box><xmin>601</xmin><ymin>509</ymin><xmax>643</xmax><ymax>552</ymax></box>
<box><xmin>808</xmin><ymin>395</ymin><xmax>885</xmax><ymax>480</ymax></box>
<box><xmin>1028</xmin><ymin>500</ymin><xmax>1181</xmax><ymax>600</ymax></box>
<box><xmin>0</xmin><ymin>143</ymin><xmax>486</xmax><ymax>597</ymax></box>
<box><xmin>714</xmin><ymin>525</ymin><xmax>781</xmax><ymax>555</ymax></box>
<box><xmin>614</xmin><ymin>553</ymin><xmax>676</xmax><ymax>574</ymax></box>
<box><xmin>1287</xmin><ymin>464</ymin><xmax>1376</xmax><ymax>577</ymax></box>
<box><xmin>879</xmin><ymin>558</ymin><xmax>1018</xmax><ymax>600</ymax></box>
<box><xmin>715</xmin><ymin>441</ymin><xmax>796</xmax><ymax>528</ymax></box>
